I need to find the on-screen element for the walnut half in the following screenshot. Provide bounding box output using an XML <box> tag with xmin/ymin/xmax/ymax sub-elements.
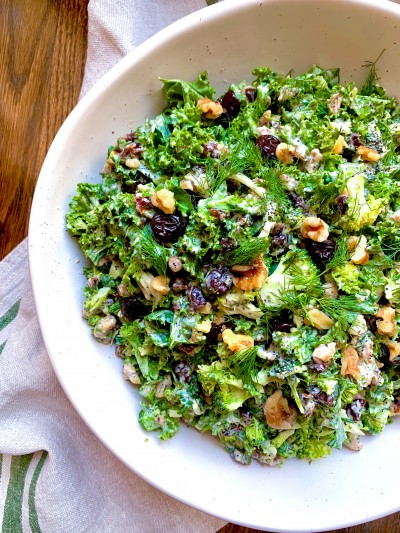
<box><xmin>376</xmin><ymin>306</ymin><xmax>396</xmax><ymax>337</ymax></box>
<box><xmin>263</xmin><ymin>390</ymin><xmax>297</xmax><ymax>430</ymax></box>
<box><xmin>221</xmin><ymin>329</ymin><xmax>254</xmax><ymax>352</ymax></box>
<box><xmin>151</xmin><ymin>189</ymin><xmax>175</xmax><ymax>214</ymax></box>
<box><xmin>197</xmin><ymin>97</ymin><xmax>223</xmax><ymax>119</ymax></box>
<box><xmin>300</xmin><ymin>216</ymin><xmax>329</xmax><ymax>242</ymax></box>
<box><xmin>232</xmin><ymin>258</ymin><xmax>268</xmax><ymax>291</ymax></box>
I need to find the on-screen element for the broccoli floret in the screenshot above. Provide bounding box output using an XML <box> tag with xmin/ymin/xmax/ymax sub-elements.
<box><xmin>138</xmin><ymin>401</ymin><xmax>180</xmax><ymax>440</ymax></box>
<box><xmin>258</xmin><ymin>250</ymin><xmax>321</xmax><ymax>311</ymax></box>
<box><xmin>197</xmin><ymin>361</ymin><xmax>259</xmax><ymax>412</ymax></box>
<box><xmin>273</xmin><ymin>327</ymin><xmax>320</xmax><ymax>363</ymax></box>
<box><xmin>84</xmin><ymin>286</ymin><xmax>112</xmax><ymax>316</ymax></box>
<box><xmin>385</xmin><ymin>270</ymin><xmax>400</xmax><ymax>304</ymax></box>
<box><xmin>218</xmin><ymin>288</ymin><xmax>263</xmax><ymax>319</ymax></box>
<box><xmin>331</xmin><ymin>262</ymin><xmax>360</xmax><ymax>294</ymax></box>
<box><xmin>361</xmin><ymin>378</ymin><xmax>394</xmax><ymax>435</ymax></box>
<box><xmin>340</xmin><ymin>173</ymin><xmax>383</xmax><ymax>231</ymax></box>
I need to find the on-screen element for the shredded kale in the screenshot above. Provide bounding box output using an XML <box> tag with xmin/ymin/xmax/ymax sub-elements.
<box><xmin>67</xmin><ymin>63</ymin><xmax>400</xmax><ymax>466</ymax></box>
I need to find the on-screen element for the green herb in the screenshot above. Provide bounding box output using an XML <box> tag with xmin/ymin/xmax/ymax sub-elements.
<box><xmin>229</xmin><ymin>347</ymin><xmax>258</xmax><ymax>385</ymax></box>
<box><xmin>360</xmin><ymin>49</ymin><xmax>385</xmax><ymax>96</ymax></box>
<box><xmin>139</xmin><ymin>226</ymin><xmax>169</xmax><ymax>276</ymax></box>
<box><xmin>317</xmin><ymin>295</ymin><xmax>377</xmax><ymax>328</ymax></box>
<box><xmin>323</xmin><ymin>235</ymin><xmax>350</xmax><ymax>272</ymax></box>
<box><xmin>224</xmin><ymin>237</ymin><xmax>268</xmax><ymax>266</ymax></box>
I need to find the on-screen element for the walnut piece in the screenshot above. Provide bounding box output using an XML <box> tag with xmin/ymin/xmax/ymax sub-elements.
<box><xmin>150</xmin><ymin>275</ymin><xmax>170</xmax><ymax>295</ymax></box>
<box><xmin>275</xmin><ymin>143</ymin><xmax>296</xmax><ymax>164</ymax></box>
<box><xmin>232</xmin><ymin>258</ymin><xmax>268</xmax><ymax>291</ymax></box>
<box><xmin>196</xmin><ymin>319</ymin><xmax>212</xmax><ymax>333</ymax></box>
<box><xmin>125</xmin><ymin>157</ymin><xmax>140</xmax><ymax>169</ymax></box>
<box><xmin>197</xmin><ymin>97</ymin><xmax>223</xmax><ymax>119</ymax></box>
<box><xmin>386</xmin><ymin>340</ymin><xmax>400</xmax><ymax>361</ymax></box>
<box><xmin>222</xmin><ymin>328</ymin><xmax>254</xmax><ymax>352</ymax></box>
<box><xmin>168</xmin><ymin>256</ymin><xmax>182</xmax><ymax>273</ymax></box>
<box><xmin>312</xmin><ymin>342</ymin><xmax>336</xmax><ymax>363</ymax></box>
<box><xmin>348</xmin><ymin>235</ymin><xmax>369</xmax><ymax>265</ymax></box>
<box><xmin>151</xmin><ymin>188</ymin><xmax>175</xmax><ymax>214</ymax></box>
<box><xmin>327</xmin><ymin>92</ymin><xmax>343</xmax><ymax>114</ymax></box>
<box><xmin>376</xmin><ymin>306</ymin><xmax>396</xmax><ymax>337</ymax></box>
<box><xmin>263</xmin><ymin>390</ymin><xmax>297</xmax><ymax>430</ymax></box>
<box><xmin>123</xmin><ymin>363</ymin><xmax>141</xmax><ymax>385</ymax></box>
<box><xmin>356</xmin><ymin>145</ymin><xmax>381</xmax><ymax>162</ymax></box>
<box><xmin>303</xmin><ymin>148</ymin><xmax>323</xmax><ymax>173</ymax></box>
<box><xmin>344</xmin><ymin>433</ymin><xmax>363</xmax><ymax>451</ymax></box>
<box><xmin>304</xmin><ymin>308</ymin><xmax>334</xmax><ymax>330</ymax></box>
<box><xmin>391</xmin><ymin>210</ymin><xmax>400</xmax><ymax>222</ymax></box>
<box><xmin>341</xmin><ymin>346</ymin><xmax>360</xmax><ymax>378</ymax></box>
<box><xmin>332</xmin><ymin>135</ymin><xmax>348</xmax><ymax>154</ymax></box>
<box><xmin>300</xmin><ymin>216</ymin><xmax>329</xmax><ymax>242</ymax></box>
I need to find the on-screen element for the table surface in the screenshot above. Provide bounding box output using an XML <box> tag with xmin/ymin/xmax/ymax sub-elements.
<box><xmin>1</xmin><ymin>1</ymin><xmax>399</xmax><ymax>532</ymax></box>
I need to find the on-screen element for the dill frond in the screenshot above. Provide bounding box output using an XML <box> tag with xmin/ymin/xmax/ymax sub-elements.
<box><xmin>360</xmin><ymin>49</ymin><xmax>386</xmax><ymax>96</ymax></box>
<box><xmin>277</xmin><ymin>290</ymin><xmax>313</xmax><ymax>316</ymax></box>
<box><xmin>381</xmin><ymin>241</ymin><xmax>400</xmax><ymax>261</ymax></box>
<box><xmin>224</xmin><ymin>237</ymin><xmax>269</xmax><ymax>266</ymax></box>
<box><xmin>323</xmin><ymin>235</ymin><xmax>350</xmax><ymax>272</ymax></box>
<box><xmin>317</xmin><ymin>295</ymin><xmax>376</xmax><ymax>328</ymax></box>
<box><xmin>139</xmin><ymin>225</ymin><xmax>169</xmax><ymax>276</ymax></box>
<box><xmin>258</xmin><ymin>167</ymin><xmax>291</xmax><ymax>207</ymax></box>
<box><xmin>229</xmin><ymin>346</ymin><xmax>258</xmax><ymax>385</ymax></box>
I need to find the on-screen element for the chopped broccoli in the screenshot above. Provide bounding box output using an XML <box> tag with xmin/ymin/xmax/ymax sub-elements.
<box><xmin>258</xmin><ymin>250</ymin><xmax>321</xmax><ymax>312</ymax></box>
<box><xmin>340</xmin><ymin>173</ymin><xmax>383</xmax><ymax>231</ymax></box>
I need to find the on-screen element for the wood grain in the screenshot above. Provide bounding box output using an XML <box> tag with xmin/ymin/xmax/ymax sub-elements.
<box><xmin>0</xmin><ymin>0</ymin><xmax>88</xmax><ymax>260</ymax></box>
<box><xmin>0</xmin><ymin>1</ymin><xmax>399</xmax><ymax>532</ymax></box>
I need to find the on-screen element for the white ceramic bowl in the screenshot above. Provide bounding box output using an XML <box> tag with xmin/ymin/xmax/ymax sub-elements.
<box><xmin>29</xmin><ymin>0</ymin><xmax>400</xmax><ymax>530</ymax></box>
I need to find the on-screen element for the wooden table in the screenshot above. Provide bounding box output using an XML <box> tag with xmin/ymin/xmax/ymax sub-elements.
<box><xmin>1</xmin><ymin>1</ymin><xmax>399</xmax><ymax>532</ymax></box>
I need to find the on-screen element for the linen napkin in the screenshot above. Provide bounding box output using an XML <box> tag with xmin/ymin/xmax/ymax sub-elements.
<box><xmin>0</xmin><ymin>1</ymin><xmax>228</xmax><ymax>532</ymax></box>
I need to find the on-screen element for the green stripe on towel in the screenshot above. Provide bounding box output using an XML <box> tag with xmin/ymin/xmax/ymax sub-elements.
<box><xmin>0</xmin><ymin>300</ymin><xmax>21</xmax><ymax>333</ymax></box>
<box><xmin>2</xmin><ymin>454</ymin><xmax>33</xmax><ymax>533</ymax></box>
<box><xmin>28</xmin><ymin>452</ymin><xmax>47</xmax><ymax>533</ymax></box>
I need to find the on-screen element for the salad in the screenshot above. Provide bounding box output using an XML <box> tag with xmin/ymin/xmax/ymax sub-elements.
<box><xmin>67</xmin><ymin>64</ymin><xmax>400</xmax><ymax>465</ymax></box>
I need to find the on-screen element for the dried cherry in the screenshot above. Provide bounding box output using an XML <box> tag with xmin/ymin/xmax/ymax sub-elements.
<box><xmin>221</xmin><ymin>90</ymin><xmax>241</xmax><ymax>120</ymax></box>
<box><xmin>268</xmin><ymin>310</ymin><xmax>294</xmax><ymax>333</ymax></box>
<box><xmin>150</xmin><ymin>213</ymin><xmax>186</xmax><ymax>243</ymax></box>
<box><xmin>305</xmin><ymin>237</ymin><xmax>337</xmax><ymax>268</ymax></box>
<box><xmin>205</xmin><ymin>267</ymin><xmax>233</xmax><ymax>295</ymax></box>
<box><xmin>119</xmin><ymin>296</ymin><xmax>148</xmax><ymax>320</ymax></box>
<box><xmin>221</xmin><ymin>237</ymin><xmax>237</xmax><ymax>253</ymax></box>
<box><xmin>255</xmin><ymin>135</ymin><xmax>280</xmax><ymax>158</ymax></box>
<box><xmin>287</xmin><ymin>192</ymin><xmax>309</xmax><ymax>212</ymax></box>
<box><xmin>270</xmin><ymin>223</ymin><xmax>289</xmax><ymax>255</ymax></box>
<box><xmin>188</xmin><ymin>285</ymin><xmax>207</xmax><ymax>310</ymax></box>
<box><xmin>336</xmin><ymin>194</ymin><xmax>348</xmax><ymax>215</ymax></box>
<box><xmin>244</xmin><ymin>86</ymin><xmax>257</xmax><ymax>102</ymax></box>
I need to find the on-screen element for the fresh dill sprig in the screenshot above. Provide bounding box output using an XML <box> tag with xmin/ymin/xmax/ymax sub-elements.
<box><xmin>317</xmin><ymin>295</ymin><xmax>376</xmax><ymax>328</ymax></box>
<box><xmin>138</xmin><ymin>225</ymin><xmax>169</xmax><ymax>276</ymax></box>
<box><xmin>229</xmin><ymin>346</ymin><xmax>258</xmax><ymax>385</ymax></box>
<box><xmin>360</xmin><ymin>49</ymin><xmax>385</xmax><ymax>96</ymax></box>
<box><xmin>224</xmin><ymin>237</ymin><xmax>269</xmax><ymax>266</ymax></box>
<box><xmin>202</xmin><ymin>136</ymin><xmax>263</xmax><ymax>195</ymax></box>
<box><xmin>323</xmin><ymin>234</ymin><xmax>350</xmax><ymax>272</ymax></box>
<box><xmin>381</xmin><ymin>241</ymin><xmax>400</xmax><ymax>261</ymax></box>
<box><xmin>201</xmin><ymin>156</ymin><xmax>232</xmax><ymax>196</ymax></box>
<box><xmin>258</xmin><ymin>167</ymin><xmax>291</xmax><ymax>208</ymax></box>
<box><xmin>277</xmin><ymin>291</ymin><xmax>314</xmax><ymax>315</ymax></box>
